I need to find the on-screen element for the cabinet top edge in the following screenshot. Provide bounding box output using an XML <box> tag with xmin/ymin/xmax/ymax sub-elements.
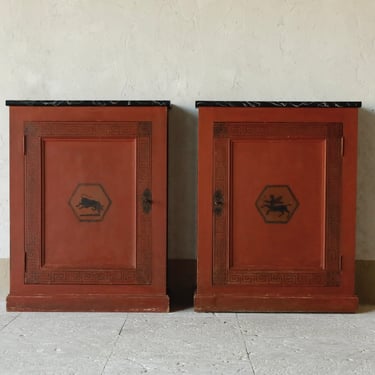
<box><xmin>195</xmin><ymin>101</ymin><xmax>362</xmax><ymax>108</ymax></box>
<box><xmin>5</xmin><ymin>100</ymin><xmax>171</xmax><ymax>108</ymax></box>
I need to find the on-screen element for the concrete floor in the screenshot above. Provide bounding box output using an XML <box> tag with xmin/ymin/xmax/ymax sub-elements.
<box><xmin>0</xmin><ymin>302</ymin><xmax>375</xmax><ymax>375</ymax></box>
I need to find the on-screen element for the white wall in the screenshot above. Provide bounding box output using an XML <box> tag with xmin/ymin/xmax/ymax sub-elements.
<box><xmin>0</xmin><ymin>0</ymin><xmax>375</xmax><ymax>260</ymax></box>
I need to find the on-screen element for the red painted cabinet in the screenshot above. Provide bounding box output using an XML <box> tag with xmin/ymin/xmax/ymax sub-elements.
<box><xmin>7</xmin><ymin>100</ymin><xmax>169</xmax><ymax>312</ymax></box>
<box><xmin>195</xmin><ymin>101</ymin><xmax>361</xmax><ymax>312</ymax></box>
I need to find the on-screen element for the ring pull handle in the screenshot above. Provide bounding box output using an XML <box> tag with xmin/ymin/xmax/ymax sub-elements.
<box><xmin>142</xmin><ymin>188</ymin><xmax>152</xmax><ymax>213</ymax></box>
<box><xmin>213</xmin><ymin>190</ymin><xmax>224</xmax><ymax>215</ymax></box>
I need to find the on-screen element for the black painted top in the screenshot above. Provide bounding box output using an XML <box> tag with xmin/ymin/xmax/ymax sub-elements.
<box><xmin>195</xmin><ymin>101</ymin><xmax>361</xmax><ymax>108</ymax></box>
<box><xmin>6</xmin><ymin>100</ymin><xmax>171</xmax><ymax>108</ymax></box>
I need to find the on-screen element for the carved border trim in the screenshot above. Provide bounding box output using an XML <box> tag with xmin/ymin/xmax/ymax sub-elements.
<box><xmin>213</xmin><ymin>122</ymin><xmax>343</xmax><ymax>287</ymax></box>
<box><xmin>24</xmin><ymin>121</ymin><xmax>152</xmax><ymax>285</ymax></box>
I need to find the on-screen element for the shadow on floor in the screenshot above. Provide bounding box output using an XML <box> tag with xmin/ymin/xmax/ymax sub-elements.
<box><xmin>167</xmin><ymin>259</ymin><xmax>196</xmax><ymax>312</ymax></box>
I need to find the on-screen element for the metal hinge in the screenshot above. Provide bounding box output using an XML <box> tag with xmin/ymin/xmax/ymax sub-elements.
<box><xmin>341</xmin><ymin>137</ymin><xmax>344</xmax><ymax>157</ymax></box>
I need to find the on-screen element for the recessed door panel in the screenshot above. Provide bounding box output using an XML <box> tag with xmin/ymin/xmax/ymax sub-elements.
<box><xmin>231</xmin><ymin>139</ymin><xmax>326</xmax><ymax>270</ymax></box>
<box><xmin>43</xmin><ymin>139</ymin><xmax>136</xmax><ymax>269</ymax></box>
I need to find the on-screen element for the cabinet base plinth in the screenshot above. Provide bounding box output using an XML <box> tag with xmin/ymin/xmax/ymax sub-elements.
<box><xmin>7</xmin><ymin>294</ymin><xmax>169</xmax><ymax>312</ymax></box>
<box><xmin>194</xmin><ymin>293</ymin><xmax>358</xmax><ymax>313</ymax></box>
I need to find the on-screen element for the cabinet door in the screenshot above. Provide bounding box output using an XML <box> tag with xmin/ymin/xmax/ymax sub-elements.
<box><xmin>212</xmin><ymin>122</ymin><xmax>343</xmax><ymax>287</ymax></box>
<box><xmin>24</xmin><ymin>121</ymin><xmax>153</xmax><ymax>285</ymax></box>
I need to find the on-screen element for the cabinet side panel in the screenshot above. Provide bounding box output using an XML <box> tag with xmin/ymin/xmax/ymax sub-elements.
<box><xmin>9</xmin><ymin>108</ymin><xmax>27</xmax><ymax>293</ymax></box>
<box><xmin>340</xmin><ymin>109</ymin><xmax>358</xmax><ymax>292</ymax></box>
<box><xmin>149</xmin><ymin>107</ymin><xmax>168</xmax><ymax>292</ymax></box>
<box><xmin>197</xmin><ymin>108</ymin><xmax>214</xmax><ymax>291</ymax></box>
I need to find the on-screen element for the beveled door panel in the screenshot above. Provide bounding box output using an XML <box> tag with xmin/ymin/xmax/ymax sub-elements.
<box><xmin>24</xmin><ymin>121</ymin><xmax>152</xmax><ymax>285</ymax></box>
<box><xmin>213</xmin><ymin>122</ymin><xmax>343</xmax><ymax>287</ymax></box>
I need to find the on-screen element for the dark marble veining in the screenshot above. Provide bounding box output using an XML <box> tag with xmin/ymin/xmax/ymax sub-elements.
<box><xmin>6</xmin><ymin>100</ymin><xmax>171</xmax><ymax>107</ymax></box>
<box><xmin>195</xmin><ymin>101</ymin><xmax>362</xmax><ymax>108</ymax></box>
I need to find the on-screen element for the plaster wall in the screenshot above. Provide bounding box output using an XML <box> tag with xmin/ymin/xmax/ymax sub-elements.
<box><xmin>0</xmin><ymin>0</ymin><xmax>375</xmax><ymax>263</ymax></box>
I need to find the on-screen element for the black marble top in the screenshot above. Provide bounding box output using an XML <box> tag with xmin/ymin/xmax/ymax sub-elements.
<box><xmin>195</xmin><ymin>101</ymin><xmax>361</xmax><ymax>108</ymax></box>
<box><xmin>6</xmin><ymin>100</ymin><xmax>171</xmax><ymax>108</ymax></box>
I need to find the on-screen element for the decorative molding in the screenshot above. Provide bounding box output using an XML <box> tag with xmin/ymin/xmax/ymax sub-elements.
<box><xmin>1</xmin><ymin>259</ymin><xmax>375</xmax><ymax>304</ymax></box>
<box><xmin>213</xmin><ymin>122</ymin><xmax>343</xmax><ymax>138</ymax></box>
<box><xmin>227</xmin><ymin>271</ymin><xmax>340</xmax><ymax>286</ymax></box>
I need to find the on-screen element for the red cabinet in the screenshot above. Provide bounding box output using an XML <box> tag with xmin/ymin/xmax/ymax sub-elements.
<box><xmin>7</xmin><ymin>101</ymin><xmax>169</xmax><ymax>312</ymax></box>
<box><xmin>195</xmin><ymin>101</ymin><xmax>361</xmax><ymax>312</ymax></box>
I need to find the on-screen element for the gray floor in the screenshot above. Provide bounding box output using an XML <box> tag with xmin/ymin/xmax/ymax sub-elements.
<box><xmin>0</xmin><ymin>302</ymin><xmax>374</xmax><ymax>375</ymax></box>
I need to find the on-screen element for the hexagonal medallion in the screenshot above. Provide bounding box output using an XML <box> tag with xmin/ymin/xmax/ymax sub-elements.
<box><xmin>256</xmin><ymin>185</ymin><xmax>299</xmax><ymax>224</ymax></box>
<box><xmin>69</xmin><ymin>183</ymin><xmax>111</xmax><ymax>222</ymax></box>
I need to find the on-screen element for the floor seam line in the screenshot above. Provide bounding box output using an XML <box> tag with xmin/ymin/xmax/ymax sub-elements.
<box><xmin>0</xmin><ymin>313</ymin><xmax>21</xmax><ymax>333</ymax></box>
<box><xmin>236</xmin><ymin>314</ymin><xmax>256</xmax><ymax>375</ymax></box>
<box><xmin>100</xmin><ymin>315</ymin><xmax>128</xmax><ymax>375</ymax></box>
